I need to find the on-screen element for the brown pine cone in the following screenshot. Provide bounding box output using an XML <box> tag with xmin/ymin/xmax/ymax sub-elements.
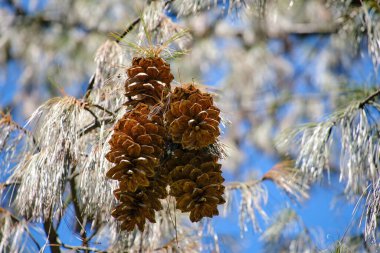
<box><xmin>169</xmin><ymin>84</ymin><xmax>200</xmax><ymax>101</ymax></box>
<box><xmin>165</xmin><ymin>149</ymin><xmax>203</xmax><ymax>174</ymax></box>
<box><xmin>165</xmin><ymin>86</ymin><xmax>221</xmax><ymax>149</ymax></box>
<box><xmin>167</xmin><ymin>150</ymin><xmax>225</xmax><ymax>222</ymax></box>
<box><xmin>149</xmin><ymin>172</ymin><xmax>169</xmax><ymax>199</ymax></box>
<box><xmin>106</xmin><ymin>104</ymin><xmax>165</xmax><ymax>192</ymax></box>
<box><xmin>125</xmin><ymin>57</ymin><xmax>174</xmax><ymax>107</ymax></box>
<box><xmin>112</xmin><ymin>187</ymin><xmax>162</xmax><ymax>232</ymax></box>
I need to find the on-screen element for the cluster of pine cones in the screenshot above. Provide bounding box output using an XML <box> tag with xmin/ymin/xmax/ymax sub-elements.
<box><xmin>106</xmin><ymin>56</ymin><xmax>225</xmax><ymax>232</ymax></box>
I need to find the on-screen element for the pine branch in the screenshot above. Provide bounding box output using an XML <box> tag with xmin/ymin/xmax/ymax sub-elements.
<box><xmin>359</xmin><ymin>88</ymin><xmax>380</xmax><ymax>108</ymax></box>
<box><xmin>0</xmin><ymin>208</ymin><xmax>42</xmax><ymax>251</ymax></box>
<box><xmin>261</xmin><ymin>208</ymin><xmax>316</xmax><ymax>252</ymax></box>
<box><xmin>0</xmin><ymin>181</ymin><xmax>20</xmax><ymax>189</ymax></box>
<box><xmin>0</xmin><ymin>112</ymin><xmax>40</xmax><ymax>152</ymax></box>
<box><xmin>83</xmin><ymin>74</ymin><xmax>96</xmax><ymax>101</ymax></box>
<box><xmin>267</xmin><ymin>23</ymin><xmax>339</xmax><ymax>37</ymax></box>
<box><xmin>85</xmin><ymin>226</ymin><xmax>101</xmax><ymax>245</ymax></box>
<box><xmin>227</xmin><ymin>161</ymin><xmax>309</xmax><ymax>205</ymax></box>
<box><xmin>83</xmin><ymin>106</ymin><xmax>101</xmax><ymax>125</ymax></box>
<box><xmin>79</xmin><ymin>105</ymin><xmax>115</xmax><ymax>136</ymax></box>
<box><xmin>43</xmin><ymin>212</ymin><xmax>61</xmax><ymax>253</ymax></box>
<box><xmin>83</xmin><ymin>0</ymin><xmax>177</xmax><ymax>99</ymax></box>
<box><xmin>69</xmin><ymin>169</ymin><xmax>88</xmax><ymax>249</ymax></box>
<box><xmin>276</xmin><ymin>87</ymin><xmax>380</xmax><ymax>240</ymax></box>
<box><xmin>113</xmin><ymin>0</ymin><xmax>176</xmax><ymax>44</ymax></box>
<box><xmin>224</xmin><ymin>177</ymin><xmax>269</xmax><ymax>232</ymax></box>
<box><xmin>226</xmin><ymin>179</ymin><xmax>262</xmax><ymax>189</ymax></box>
<box><xmin>115</xmin><ymin>17</ymin><xmax>141</xmax><ymax>44</ymax></box>
<box><xmin>83</xmin><ymin>16</ymin><xmax>141</xmax><ymax>99</ymax></box>
<box><xmin>78</xmin><ymin>116</ymin><xmax>114</xmax><ymax>137</ymax></box>
<box><xmin>86</xmin><ymin>103</ymin><xmax>116</xmax><ymax>117</ymax></box>
<box><xmin>24</xmin><ymin>226</ymin><xmax>43</xmax><ymax>252</ymax></box>
<box><xmin>50</xmin><ymin>243</ymin><xmax>107</xmax><ymax>253</ymax></box>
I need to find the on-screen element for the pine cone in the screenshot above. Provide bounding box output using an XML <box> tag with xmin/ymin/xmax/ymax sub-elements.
<box><xmin>106</xmin><ymin>103</ymin><xmax>169</xmax><ymax>231</ymax></box>
<box><xmin>111</xmin><ymin>166</ymin><xmax>168</xmax><ymax>232</ymax></box>
<box><xmin>167</xmin><ymin>150</ymin><xmax>225</xmax><ymax>222</ymax></box>
<box><xmin>149</xmin><ymin>171</ymin><xmax>169</xmax><ymax>199</ymax></box>
<box><xmin>106</xmin><ymin>104</ymin><xmax>165</xmax><ymax>192</ymax></box>
<box><xmin>112</xmin><ymin>187</ymin><xmax>162</xmax><ymax>232</ymax></box>
<box><xmin>125</xmin><ymin>57</ymin><xmax>174</xmax><ymax>107</ymax></box>
<box><xmin>169</xmin><ymin>84</ymin><xmax>200</xmax><ymax>101</ymax></box>
<box><xmin>165</xmin><ymin>85</ymin><xmax>221</xmax><ymax>149</ymax></box>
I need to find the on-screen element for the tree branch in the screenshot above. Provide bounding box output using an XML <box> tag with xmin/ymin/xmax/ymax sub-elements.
<box><xmin>78</xmin><ymin>116</ymin><xmax>114</xmax><ymax>137</ymax></box>
<box><xmin>0</xmin><ymin>181</ymin><xmax>20</xmax><ymax>190</ymax></box>
<box><xmin>83</xmin><ymin>16</ymin><xmax>140</xmax><ymax>99</ymax></box>
<box><xmin>116</xmin><ymin>18</ymin><xmax>141</xmax><ymax>44</ymax></box>
<box><xmin>0</xmin><ymin>112</ymin><xmax>40</xmax><ymax>152</ymax></box>
<box><xmin>85</xmin><ymin>225</ymin><xmax>101</xmax><ymax>245</ymax></box>
<box><xmin>69</xmin><ymin>173</ymin><xmax>89</xmax><ymax>249</ymax></box>
<box><xmin>24</xmin><ymin>225</ymin><xmax>42</xmax><ymax>252</ymax></box>
<box><xmin>226</xmin><ymin>179</ymin><xmax>263</xmax><ymax>190</ymax></box>
<box><xmin>83</xmin><ymin>0</ymin><xmax>176</xmax><ymax>99</ymax></box>
<box><xmin>359</xmin><ymin>88</ymin><xmax>380</xmax><ymax>108</ymax></box>
<box><xmin>43</xmin><ymin>211</ymin><xmax>61</xmax><ymax>253</ymax></box>
<box><xmin>0</xmin><ymin>207</ymin><xmax>42</xmax><ymax>251</ymax></box>
<box><xmin>87</xmin><ymin>103</ymin><xmax>116</xmax><ymax>117</ymax></box>
<box><xmin>267</xmin><ymin>23</ymin><xmax>339</xmax><ymax>38</ymax></box>
<box><xmin>50</xmin><ymin>243</ymin><xmax>107</xmax><ymax>253</ymax></box>
<box><xmin>114</xmin><ymin>0</ymin><xmax>176</xmax><ymax>44</ymax></box>
<box><xmin>83</xmin><ymin>74</ymin><xmax>96</xmax><ymax>101</ymax></box>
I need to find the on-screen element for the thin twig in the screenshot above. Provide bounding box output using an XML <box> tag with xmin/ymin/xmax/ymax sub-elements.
<box><xmin>116</xmin><ymin>18</ymin><xmax>141</xmax><ymax>44</ymax></box>
<box><xmin>79</xmin><ymin>106</ymin><xmax>106</xmax><ymax>138</ymax></box>
<box><xmin>83</xmin><ymin>16</ymin><xmax>141</xmax><ymax>99</ymax></box>
<box><xmin>0</xmin><ymin>131</ymin><xmax>11</xmax><ymax>151</ymax></box>
<box><xmin>87</xmin><ymin>103</ymin><xmax>116</xmax><ymax>117</ymax></box>
<box><xmin>83</xmin><ymin>0</ymin><xmax>176</xmax><ymax>99</ymax></box>
<box><xmin>24</xmin><ymin>225</ymin><xmax>43</xmax><ymax>251</ymax></box>
<box><xmin>67</xmin><ymin>171</ymin><xmax>81</xmax><ymax>180</ymax></box>
<box><xmin>0</xmin><ymin>207</ymin><xmax>42</xmax><ymax>251</ymax></box>
<box><xmin>83</xmin><ymin>106</ymin><xmax>101</xmax><ymax>125</ymax></box>
<box><xmin>0</xmin><ymin>181</ymin><xmax>20</xmax><ymax>189</ymax></box>
<box><xmin>78</xmin><ymin>116</ymin><xmax>114</xmax><ymax>137</ymax></box>
<box><xmin>85</xmin><ymin>225</ymin><xmax>101</xmax><ymax>244</ymax></box>
<box><xmin>83</xmin><ymin>74</ymin><xmax>96</xmax><ymax>101</ymax></box>
<box><xmin>0</xmin><ymin>114</ymin><xmax>40</xmax><ymax>152</ymax></box>
<box><xmin>114</xmin><ymin>0</ymin><xmax>175</xmax><ymax>44</ymax></box>
<box><xmin>226</xmin><ymin>179</ymin><xmax>263</xmax><ymax>190</ymax></box>
<box><xmin>69</xmin><ymin>167</ymin><xmax>88</xmax><ymax>250</ymax></box>
<box><xmin>50</xmin><ymin>243</ymin><xmax>107</xmax><ymax>253</ymax></box>
<box><xmin>43</xmin><ymin>209</ymin><xmax>61</xmax><ymax>253</ymax></box>
<box><xmin>359</xmin><ymin>88</ymin><xmax>380</xmax><ymax>108</ymax></box>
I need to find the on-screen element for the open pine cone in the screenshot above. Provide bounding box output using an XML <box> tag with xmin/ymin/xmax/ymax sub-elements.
<box><xmin>106</xmin><ymin>103</ymin><xmax>169</xmax><ymax>232</ymax></box>
<box><xmin>165</xmin><ymin>85</ymin><xmax>221</xmax><ymax>149</ymax></box>
<box><xmin>166</xmin><ymin>149</ymin><xmax>225</xmax><ymax>222</ymax></box>
<box><xmin>125</xmin><ymin>57</ymin><xmax>174</xmax><ymax>107</ymax></box>
<box><xmin>112</xmin><ymin>187</ymin><xmax>162</xmax><ymax>231</ymax></box>
<box><xmin>106</xmin><ymin>104</ymin><xmax>165</xmax><ymax>192</ymax></box>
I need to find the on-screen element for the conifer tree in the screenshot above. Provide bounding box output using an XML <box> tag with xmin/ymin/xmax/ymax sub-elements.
<box><xmin>1</xmin><ymin>0</ymin><xmax>380</xmax><ymax>252</ymax></box>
